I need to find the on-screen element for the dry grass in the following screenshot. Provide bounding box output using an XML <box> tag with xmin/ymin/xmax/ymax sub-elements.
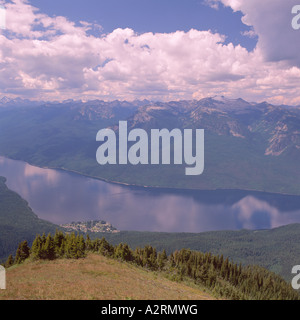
<box><xmin>0</xmin><ymin>254</ymin><xmax>215</xmax><ymax>300</ymax></box>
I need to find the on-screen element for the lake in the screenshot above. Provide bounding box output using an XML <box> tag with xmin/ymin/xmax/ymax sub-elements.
<box><xmin>1</xmin><ymin>156</ymin><xmax>300</xmax><ymax>233</ymax></box>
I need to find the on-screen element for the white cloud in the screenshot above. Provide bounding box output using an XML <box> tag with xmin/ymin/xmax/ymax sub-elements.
<box><xmin>218</xmin><ymin>0</ymin><xmax>300</xmax><ymax>67</ymax></box>
<box><xmin>241</xmin><ymin>28</ymin><xmax>257</xmax><ymax>39</ymax></box>
<box><xmin>203</xmin><ymin>0</ymin><xmax>220</xmax><ymax>10</ymax></box>
<box><xmin>0</xmin><ymin>0</ymin><xmax>299</xmax><ymax>105</ymax></box>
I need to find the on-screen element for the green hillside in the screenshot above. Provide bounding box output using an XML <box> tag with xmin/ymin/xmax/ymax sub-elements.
<box><xmin>0</xmin><ymin>176</ymin><xmax>59</xmax><ymax>262</ymax></box>
<box><xmin>1</xmin><ymin>233</ymin><xmax>298</xmax><ymax>300</ymax></box>
<box><xmin>100</xmin><ymin>225</ymin><xmax>300</xmax><ymax>283</ymax></box>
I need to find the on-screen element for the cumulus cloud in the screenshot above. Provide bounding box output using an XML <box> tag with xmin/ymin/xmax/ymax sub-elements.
<box><xmin>0</xmin><ymin>0</ymin><xmax>299</xmax><ymax>105</ymax></box>
<box><xmin>218</xmin><ymin>0</ymin><xmax>300</xmax><ymax>67</ymax></box>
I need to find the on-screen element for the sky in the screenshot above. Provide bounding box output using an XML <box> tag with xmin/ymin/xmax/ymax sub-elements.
<box><xmin>0</xmin><ymin>0</ymin><xmax>300</xmax><ymax>104</ymax></box>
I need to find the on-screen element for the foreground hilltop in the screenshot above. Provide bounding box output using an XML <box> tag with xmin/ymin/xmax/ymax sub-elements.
<box><xmin>1</xmin><ymin>233</ymin><xmax>298</xmax><ymax>300</ymax></box>
<box><xmin>0</xmin><ymin>253</ymin><xmax>214</xmax><ymax>300</ymax></box>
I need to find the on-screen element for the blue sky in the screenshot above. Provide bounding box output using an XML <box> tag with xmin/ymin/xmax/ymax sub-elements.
<box><xmin>30</xmin><ymin>0</ymin><xmax>256</xmax><ymax>50</ymax></box>
<box><xmin>0</xmin><ymin>0</ymin><xmax>299</xmax><ymax>105</ymax></box>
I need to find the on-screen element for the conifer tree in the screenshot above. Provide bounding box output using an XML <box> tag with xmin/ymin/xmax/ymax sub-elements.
<box><xmin>58</xmin><ymin>238</ymin><xmax>66</xmax><ymax>257</ymax></box>
<box><xmin>15</xmin><ymin>240</ymin><xmax>30</xmax><ymax>264</ymax></box>
<box><xmin>114</xmin><ymin>243</ymin><xmax>133</xmax><ymax>262</ymax></box>
<box><xmin>98</xmin><ymin>237</ymin><xmax>114</xmax><ymax>257</ymax></box>
<box><xmin>157</xmin><ymin>249</ymin><xmax>168</xmax><ymax>270</ymax></box>
<box><xmin>4</xmin><ymin>254</ymin><xmax>14</xmax><ymax>268</ymax></box>
<box><xmin>53</xmin><ymin>230</ymin><xmax>65</xmax><ymax>257</ymax></box>
<box><xmin>86</xmin><ymin>234</ymin><xmax>92</xmax><ymax>251</ymax></box>
<box><xmin>43</xmin><ymin>234</ymin><xmax>55</xmax><ymax>260</ymax></box>
<box><xmin>64</xmin><ymin>233</ymin><xmax>77</xmax><ymax>259</ymax></box>
<box><xmin>31</xmin><ymin>234</ymin><xmax>42</xmax><ymax>259</ymax></box>
<box><xmin>76</xmin><ymin>234</ymin><xmax>86</xmax><ymax>258</ymax></box>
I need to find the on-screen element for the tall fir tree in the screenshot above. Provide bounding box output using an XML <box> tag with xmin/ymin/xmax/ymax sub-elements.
<box><xmin>15</xmin><ymin>240</ymin><xmax>30</xmax><ymax>264</ymax></box>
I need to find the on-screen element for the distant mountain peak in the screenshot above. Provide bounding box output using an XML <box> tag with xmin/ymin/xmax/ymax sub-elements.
<box><xmin>0</xmin><ymin>96</ymin><xmax>12</xmax><ymax>103</ymax></box>
<box><xmin>0</xmin><ymin>97</ymin><xmax>47</xmax><ymax>108</ymax></box>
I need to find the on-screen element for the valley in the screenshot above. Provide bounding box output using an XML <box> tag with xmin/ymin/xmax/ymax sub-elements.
<box><xmin>1</xmin><ymin>96</ymin><xmax>300</xmax><ymax>295</ymax></box>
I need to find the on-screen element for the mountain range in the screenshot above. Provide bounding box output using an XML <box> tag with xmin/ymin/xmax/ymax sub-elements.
<box><xmin>0</xmin><ymin>96</ymin><xmax>299</xmax><ymax>194</ymax></box>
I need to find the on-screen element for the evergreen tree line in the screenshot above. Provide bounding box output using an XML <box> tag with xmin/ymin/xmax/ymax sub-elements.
<box><xmin>3</xmin><ymin>231</ymin><xmax>299</xmax><ymax>300</ymax></box>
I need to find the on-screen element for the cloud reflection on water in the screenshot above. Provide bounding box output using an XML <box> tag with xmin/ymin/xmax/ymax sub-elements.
<box><xmin>1</xmin><ymin>156</ymin><xmax>300</xmax><ymax>232</ymax></box>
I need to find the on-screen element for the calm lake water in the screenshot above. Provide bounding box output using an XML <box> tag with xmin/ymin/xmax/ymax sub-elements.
<box><xmin>1</xmin><ymin>156</ymin><xmax>300</xmax><ymax>233</ymax></box>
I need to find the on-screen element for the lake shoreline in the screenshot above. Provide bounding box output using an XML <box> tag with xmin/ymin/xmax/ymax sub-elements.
<box><xmin>2</xmin><ymin>154</ymin><xmax>300</xmax><ymax>233</ymax></box>
<box><xmin>0</xmin><ymin>154</ymin><xmax>299</xmax><ymax>197</ymax></box>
